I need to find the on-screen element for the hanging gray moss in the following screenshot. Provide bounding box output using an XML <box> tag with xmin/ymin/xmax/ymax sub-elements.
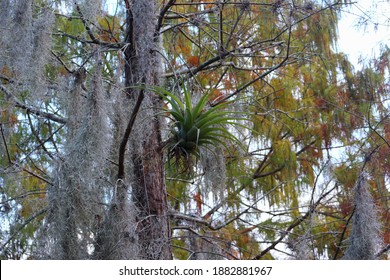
<box><xmin>41</xmin><ymin>53</ymin><xmax>113</xmax><ymax>259</ymax></box>
<box><xmin>289</xmin><ymin>216</ymin><xmax>315</xmax><ymax>260</ymax></box>
<box><xmin>6</xmin><ymin>0</ymin><xmax>54</xmax><ymax>102</ymax></box>
<box><xmin>343</xmin><ymin>173</ymin><xmax>382</xmax><ymax>260</ymax></box>
<box><xmin>200</xmin><ymin>146</ymin><xmax>227</xmax><ymax>201</ymax></box>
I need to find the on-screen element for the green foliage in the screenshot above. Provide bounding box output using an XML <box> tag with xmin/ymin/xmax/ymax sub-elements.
<box><xmin>171</xmin><ymin>237</ymin><xmax>189</xmax><ymax>260</ymax></box>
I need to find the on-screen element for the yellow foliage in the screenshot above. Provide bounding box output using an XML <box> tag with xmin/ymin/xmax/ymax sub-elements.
<box><xmin>0</xmin><ymin>65</ymin><xmax>13</xmax><ymax>83</ymax></box>
<box><xmin>97</xmin><ymin>15</ymin><xmax>121</xmax><ymax>43</ymax></box>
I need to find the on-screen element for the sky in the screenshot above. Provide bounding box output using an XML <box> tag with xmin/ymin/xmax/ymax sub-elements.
<box><xmin>337</xmin><ymin>0</ymin><xmax>390</xmax><ymax>68</ymax></box>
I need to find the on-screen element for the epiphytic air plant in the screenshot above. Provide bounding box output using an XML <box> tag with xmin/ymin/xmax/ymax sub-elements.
<box><xmin>149</xmin><ymin>85</ymin><xmax>246</xmax><ymax>171</ymax></box>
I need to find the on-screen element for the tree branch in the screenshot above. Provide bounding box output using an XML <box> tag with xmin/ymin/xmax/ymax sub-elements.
<box><xmin>376</xmin><ymin>244</ymin><xmax>390</xmax><ymax>258</ymax></box>
<box><xmin>253</xmin><ymin>184</ymin><xmax>337</xmax><ymax>259</ymax></box>
<box><xmin>155</xmin><ymin>0</ymin><xmax>176</xmax><ymax>38</ymax></box>
<box><xmin>0</xmin><ymin>122</ymin><xmax>11</xmax><ymax>164</ymax></box>
<box><xmin>53</xmin><ymin>31</ymin><xmax>123</xmax><ymax>49</ymax></box>
<box><xmin>117</xmin><ymin>87</ymin><xmax>145</xmax><ymax>179</ymax></box>
<box><xmin>16</xmin><ymin>162</ymin><xmax>54</xmax><ymax>186</ymax></box>
<box><xmin>333</xmin><ymin>207</ymin><xmax>356</xmax><ymax>260</ymax></box>
<box><xmin>253</xmin><ymin>164</ymin><xmax>285</xmax><ymax>179</ymax></box>
<box><xmin>1</xmin><ymin>190</ymin><xmax>47</xmax><ymax>205</ymax></box>
<box><xmin>1</xmin><ymin>84</ymin><xmax>67</xmax><ymax>124</ymax></box>
<box><xmin>0</xmin><ymin>208</ymin><xmax>48</xmax><ymax>253</ymax></box>
<box><xmin>27</xmin><ymin>113</ymin><xmax>55</xmax><ymax>160</ymax></box>
<box><xmin>212</xmin><ymin>20</ymin><xmax>293</xmax><ymax>106</ymax></box>
<box><xmin>51</xmin><ymin>50</ymin><xmax>73</xmax><ymax>74</ymax></box>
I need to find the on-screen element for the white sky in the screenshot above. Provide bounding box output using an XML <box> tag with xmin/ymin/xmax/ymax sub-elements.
<box><xmin>337</xmin><ymin>0</ymin><xmax>390</xmax><ymax>67</ymax></box>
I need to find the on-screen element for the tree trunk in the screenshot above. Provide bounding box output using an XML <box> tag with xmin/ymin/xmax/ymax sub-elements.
<box><xmin>123</xmin><ymin>0</ymin><xmax>171</xmax><ymax>260</ymax></box>
<box><xmin>93</xmin><ymin>0</ymin><xmax>171</xmax><ymax>260</ymax></box>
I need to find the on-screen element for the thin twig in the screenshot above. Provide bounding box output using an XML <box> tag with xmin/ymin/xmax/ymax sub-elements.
<box><xmin>253</xmin><ymin>184</ymin><xmax>337</xmax><ymax>259</ymax></box>
<box><xmin>0</xmin><ymin>190</ymin><xmax>47</xmax><ymax>205</ymax></box>
<box><xmin>333</xmin><ymin>207</ymin><xmax>356</xmax><ymax>260</ymax></box>
<box><xmin>16</xmin><ymin>162</ymin><xmax>54</xmax><ymax>186</ymax></box>
<box><xmin>212</xmin><ymin>19</ymin><xmax>292</xmax><ymax>105</ymax></box>
<box><xmin>376</xmin><ymin>244</ymin><xmax>390</xmax><ymax>258</ymax></box>
<box><xmin>51</xmin><ymin>50</ymin><xmax>73</xmax><ymax>74</ymax></box>
<box><xmin>0</xmin><ymin>208</ymin><xmax>48</xmax><ymax>253</ymax></box>
<box><xmin>0</xmin><ymin>122</ymin><xmax>11</xmax><ymax>164</ymax></box>
<box><xmin>27</xmin><ymin>113</ymin><xmax>55</xmax><ymax>160</ymax></box>
<box><xmin>0</xmin><ymin>85</ymin><xmax>67</xmax><ymax>124</ymax></box>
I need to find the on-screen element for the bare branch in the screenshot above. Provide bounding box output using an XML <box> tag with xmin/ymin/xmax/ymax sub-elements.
<box><xmin>376</xmin><ymin>244</ymin><xmax>390</xmax><ymax>258</ymax></box>
<box><xmin>0</xmin><ymin>190</ymin><xmax>47</xmax><ymax>205</ymax></box>
<box><xmin>16</xmin><ymin>162</ymin><xmax>54</xmax><ymax>186</ymax></box>
<box><xmin>1</xmin><ymin>84</ymin><xmax>67</xmax><ymax>124</ymax></box>
<box><xmin>27</xmin><ymin>113</ymin><xmax>55</xmax><ymax>160</ymax></box>
<box><xmin>212</xmin><ymin>20</ymin><xmax>293</xmax><ymax>105</ymax></box>
<box><xmin>333</xmin><ymin>207</ymin><xmax>356</xmax><ymax>260</ymax></box>
<box><xmin>117</xmin><ymin>87</ymin><xmax>145</xmax><ymax>179</ymax></box>
<box><xmin>155</xmin><ymin>0</ymin><xmax>176</xmax><ymax>37</ymax></box>
<box><xmin>253</xmin><ymin>184</ymin><xmax>338</xmax><ymax>259</ymax></box>
<box><xmin>0</xmin><ymin>208</ymin><xmax>48</xmax><ymax>253</ymax></box>
<box><xmin>51</xmin><ymin>50</ymin><xmax>73</xmax><ymax>74</ymax></box>
<box><xmin>0</xmin><ymin>122</ymin><xmax>11</xmax><ymax>165</ymax></box>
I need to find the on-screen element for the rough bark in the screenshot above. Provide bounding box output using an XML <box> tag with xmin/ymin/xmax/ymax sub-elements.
<box><xmin>94</xmin><ymin>0</ymin><xmax>171</xmax><ymax>260</ymax></box>
<box><xmin>124</xmin><ymin>0</ymin><xmax>171</xmax><ymax>260</ymax></box>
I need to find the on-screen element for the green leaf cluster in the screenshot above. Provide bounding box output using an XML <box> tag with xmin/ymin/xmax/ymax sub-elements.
<box><xmin>148</xmin><ymin>85</ymin><xmax>246</xmax><ymax>168</ymax></box>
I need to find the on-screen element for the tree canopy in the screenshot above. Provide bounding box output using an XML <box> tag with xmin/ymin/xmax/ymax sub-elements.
<box><xmin>0</xmin><ymin>0</ymin><xmax>389</xmax><ymax>260</ymax></box>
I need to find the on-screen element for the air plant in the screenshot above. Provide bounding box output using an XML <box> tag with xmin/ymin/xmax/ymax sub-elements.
<box><xmin>148</xmin><ymin>85</ymin><xmax>246</xmax><ymax>170</ymax></box>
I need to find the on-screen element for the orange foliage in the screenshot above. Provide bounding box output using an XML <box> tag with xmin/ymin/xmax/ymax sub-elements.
<box><xmin>97</xmin><ymin>32</ymin><xmax>118</xmax><ymax>43</ymax></box>
<box><xmin>320</xmin><ymin>124</ymin><xmax>331</xmax><ymax>148</ymax></box>
<box><xmin>1</xmin><ymin>110</ymin><xmax>6</xmax><ymax>122</ymax></box>
<box><xmin>384</xmin><ymin>122</ymin><xmax>390</xmax><ymax>141</ymax></box>
<box><xmin>8</xmin><ymin>113</ymin><xmax>18</xmax><ymax>126</ymax></box>
<box><xmin>237</xmin><ymin>226</ymin><xmax>256</xmax><ymax>235</ymax></box>
<box><xmin>314</xmin><ymin>97</ymin><xmax>328</xmax><ymax>110</ymax></box>
<box><xmin>97</xmin><ymin>15</ymin><xmax>121</xmax><ymax>43</ymax></box>
<box><xmin>384</xmin><ymin>231</ymin><xmax>390</xmax><ymax>244</ymax></box>
<box><xmin>1</xmin><ymin>111</ymin><xmax>17</xmax><ymax>126</ymax></box>
<box><xmin>337</xmin><ymin>90</ymin><xmax>349</xmax><ymax>105</ymax></box>
<box><xmin>0</xmin><ymin>65</ymin><xmax>13</xmax><ymax>83</ymax></box>
<box><xmin>340</xmin><ymin>200</ymin><xmax>353</xmax><ymax>216</ymax></box>
<box><xmin>187</xmin><ymin>55</ymin><xmax>200</xmax><ymax>67</ymax></box>
<box><xmin>309</xmin><ymin>146</ymin><xmax>322</xmax><ymax>159</ymax></box>
<box><xmin>202</xmin><ymin>0</ymin><xmax>215</xmax><ymax>10</ymax></box>
<box><xmin>208</xmin><ymin>89</ymin><xmax>225</xmax><ymax>103</ymax></box>
<box><xmin>193</xmin><ymin>191</ymin><xmax>202</xmax><ymax>215</ymax></box>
